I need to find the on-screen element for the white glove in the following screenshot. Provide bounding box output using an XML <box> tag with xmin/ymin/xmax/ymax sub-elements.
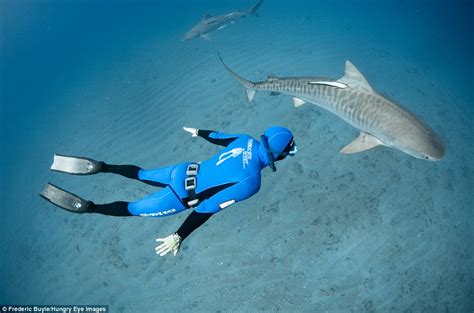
<box><xmin>183</xmin><ymin>126</ymin><xmax>198</xmax><ymax>137</ymax></box>
<box><xmin>155</xmin><ymin>233</ymin><xmax>181</xmax><ymax>256</ymax></box>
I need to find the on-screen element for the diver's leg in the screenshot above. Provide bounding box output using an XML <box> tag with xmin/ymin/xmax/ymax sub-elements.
<box><xmin>91</xmin><ymin>186</ymin><xmax>188</xmax><ymax>217</ymax></box>
<box><xmin>40</xmin><ymin>183</ymin><xmax>186</xmax><ymax>217</ymax></box>
<box><xmin>88</xmin><ymin>201</ymin><xmax>132</xmax><ymax>217</ymax></box>
<box><xmin>128</xmin><ymin>186</ymin><xmax>187</xmax><ymax>217</ymax></box>
<box><xmin>87</xmin><ymin>166</ymin><xmax>183</xmax><ymax>215</ymax></box>
<box><xmin>100</xmin><ymin>163</ymin><xmax>141</xmax><ymax>180</ymax></box>
<box><xmin>101</xmin><ymin>163</ymin><xmax>176</xmax><ymax>188</ymax></box>
<box><xmin>50</xmin><ymin>152</ymin><xmax>177</xmax><ymax>188</ymax></box>
<box><xmin>135</xmin><ymin>165</ymin><xmax>175</xmax><ymax>187</ymax></box>
<box><xmin>50</xmin><ymin>154</ymin><xmax>141</xmax><ymax>179</ymax></box>
<box><xmin>51</xmin><ymin>155</ymin><xmax>175</xmax><ymax>188</ymax></box>
<box><xmin>40</xmin><ymin>183</ymin><xmax>133</xmax><ymax>216</ymax></box>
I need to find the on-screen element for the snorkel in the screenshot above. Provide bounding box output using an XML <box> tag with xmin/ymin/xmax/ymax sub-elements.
<box><xmin>260</xmin><ymin>135</ymin><xmax>277</xmax><ymax>172</ymax></box>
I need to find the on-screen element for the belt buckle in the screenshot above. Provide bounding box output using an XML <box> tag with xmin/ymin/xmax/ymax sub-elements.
<box><xmin>186</xmin><ymin>164</ymin><xmax>199</xmax><ymax>176</ymax></box>
<box><xmin>185</xmin><ymin>177</ymin><xmax>196</xmax><ymax>191</ymax></box>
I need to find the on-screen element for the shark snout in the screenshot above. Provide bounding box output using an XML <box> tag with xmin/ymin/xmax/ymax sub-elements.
<box><xmin>182</xmin><ymin>34</ymin><xmax>193</xmax><ymax>41</ymax></box>
<box><xmin>412</xmin><ymin>130</ymin><xmax>445</xmax><ymax>161</ymax></box>
<box><xmin>182</xmin><ymin>31</ymin><xmax>198</xmax><ymax>41</ymax></box>
<box><xmin>426</xmin><ymin>135</ymin><xmax>445</xmax><ymax>161</ymax></box>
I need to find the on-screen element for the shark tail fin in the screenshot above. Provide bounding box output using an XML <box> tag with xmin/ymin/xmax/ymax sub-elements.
<box><xmin>248</xmin><ymin>0</ymin><xmax>263</xmax><ymax>16</ymax></box>
<box><xmin>218</xmin><ymin>53</ymin><xmax>257</xmax><ymax>102</ymax></box>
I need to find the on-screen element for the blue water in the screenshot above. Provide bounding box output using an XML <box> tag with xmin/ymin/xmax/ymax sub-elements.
<box><xmin>1</xmin><ymin>0</ymin><xmax>473</xmax><ymax>312</ymax></box>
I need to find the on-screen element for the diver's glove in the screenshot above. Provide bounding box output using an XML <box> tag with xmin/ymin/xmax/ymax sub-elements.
<box><xmin>183</xmin><ymin>126</ymin><xmax>198</xmax><ymax>137</ymax></box>
<box><xmin>155</xmin><ymin>233</ymin><xmax>181</xmax><ymax>257</ymax></box>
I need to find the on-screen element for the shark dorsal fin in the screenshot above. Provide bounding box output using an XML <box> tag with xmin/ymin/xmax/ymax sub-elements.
<box><xmin>338</xmin><ymin>60</ymin><xmax>373</xmax><ymax>93</ymax></box>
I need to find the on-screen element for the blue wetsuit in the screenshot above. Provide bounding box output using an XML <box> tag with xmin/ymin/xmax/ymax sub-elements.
<box><xmin>92</xmin><ymin>129</ymin><xmax>271</xmax><ymax>240</ymax></box>
<box><xmin>128</xmin><ymin>130</ymin><xmax>264</xmax><ymax>216</ymax></box>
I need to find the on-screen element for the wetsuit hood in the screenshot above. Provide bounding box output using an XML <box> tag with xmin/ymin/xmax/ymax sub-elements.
<box><xmin>257</xmin><ymin>126</ymin><xmax>296</xmax><ymax>171</ymax></box>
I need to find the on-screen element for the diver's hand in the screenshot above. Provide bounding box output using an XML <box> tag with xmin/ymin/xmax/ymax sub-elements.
<box><xmin>155</xmin><ymin>233</ymin><xmax>181</xmax><ymax>256</ymax></box>
<box><xmin>183</xmin><ymin>126</ymin><xmax>198</xmax><ymax>137</ymax></box>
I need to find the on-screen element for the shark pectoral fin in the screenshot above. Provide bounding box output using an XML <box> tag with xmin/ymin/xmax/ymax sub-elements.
<box><xmin>246</xmin><ymin>89</ymin><xmax>256</xmax><ymax>102</ymax></box>
<box><xmin>340</xmin><ymin>132</ymin><xmax>383</xmax><ymax>154</ymax></box>
<box><xmin>201</xmin><ymin>34</ymin><xmax>211</xmax><ymax>41</ymax></box>
<box><xmin>338</xmin><ymin>60</ymin><xmax>374</xmax><ymax>92</ymax></box>
<box><xmin>269</xmin><ymin>91</ymin><xmax>281</xmax><ymax>96</ymax></box>
<box><xmin>293</xmin><ymin>97</ymin><xmax>306</xmax><ymax>107</ymax></box>
<box><xmin>218</xmin><ymin>24</ymin><xmax>227</xmax><ymax>30</ymax></box>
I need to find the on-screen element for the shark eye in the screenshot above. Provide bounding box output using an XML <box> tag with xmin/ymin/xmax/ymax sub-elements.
<box><xmin>425</xmin><ymin>156</ymin><xmax>429</xmax><ymax>160</ymax></box>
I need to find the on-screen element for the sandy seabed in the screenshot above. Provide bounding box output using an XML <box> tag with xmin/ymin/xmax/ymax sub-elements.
<box><xmin>1</xmin><ymin>1</ymin><xmax>473</xmax><ymax>312</ymax></box>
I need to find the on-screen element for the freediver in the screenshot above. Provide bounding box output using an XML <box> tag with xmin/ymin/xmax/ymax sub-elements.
<box><xmin>40</xmin><ymin>126</ymin><xmax>297</xmax><ymax>256</ymax></box>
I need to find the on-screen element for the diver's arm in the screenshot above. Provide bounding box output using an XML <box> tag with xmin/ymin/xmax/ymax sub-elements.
<box><xmin>155</xmin><ymin>210</ymin><xmax>212</xmax><ymax>257</ymax></box>
<box><xmin>197</xmin><ymin>129</ymin><xmax>239</xmax><ymax>147</ymax></box>
<box><xmin>176</xmin><ymin>210</ymin><xmax>213</xmax><ymax>241</ymax></box>
<box><xmin>183</xmin><ymin>126</ymin><xmax>240</xmax><ymax>147</ymax></box>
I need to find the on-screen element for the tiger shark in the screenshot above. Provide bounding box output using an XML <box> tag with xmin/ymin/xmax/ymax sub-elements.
<box><xmin>219</xmin><ymin>55</ymin><xmax>445</xmax><ymax>161</ymax></box>
<box><xmin>183</xmin><ymin>0</ymin><xmax>263</xmax><ymax>41</ymax></box>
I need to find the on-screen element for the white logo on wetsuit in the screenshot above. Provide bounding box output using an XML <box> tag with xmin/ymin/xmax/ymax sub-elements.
<box><xmin>216</xmin><ymin>148</ymin><xmax>244</xmax><ymax>166</ymax></box>
<box><xmin>140</xmin><ymin>208</ymin><xmax>177</xmax><ymax>217</ymax></box>
<box><xmin>216</xmin><ymin>139</ymin><xmax>254</xmax><ymax>168</ymax></box>
<box><xmin>242</xmin><ymin>139</ymin><xmax>253</xmax><ymax>169</ymax></box>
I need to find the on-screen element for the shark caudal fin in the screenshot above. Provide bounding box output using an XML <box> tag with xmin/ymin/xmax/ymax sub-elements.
<box><xmin>248</xmin><ymin>0</ymin><xmax>263</xmax><ymax>16</ymax></box>
<box><xmin>218</xmin><ymin>53</ymin><xmax>257</xmax><ymax>102</ymax></box>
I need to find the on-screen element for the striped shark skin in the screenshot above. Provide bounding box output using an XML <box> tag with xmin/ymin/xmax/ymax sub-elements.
<box><xmin>219</xmin><ymin>55</ymin><xmax>445</xmax><ymax>161</ymax></box>
<box><xmin>182</xmin><ymin>0</ymin><xmax>263</xmax><ymax>41</ymax></box>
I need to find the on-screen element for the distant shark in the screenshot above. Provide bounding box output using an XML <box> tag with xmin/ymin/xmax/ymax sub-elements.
<box><xmin>183</xmin><ymin>0</ymin><xmax>263</xmax><ymax>41</ymax></box>
<box><xmin>219</xmin><ymin>55</ymin><xmax>445</xmax><ymax>161</ymax></box>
